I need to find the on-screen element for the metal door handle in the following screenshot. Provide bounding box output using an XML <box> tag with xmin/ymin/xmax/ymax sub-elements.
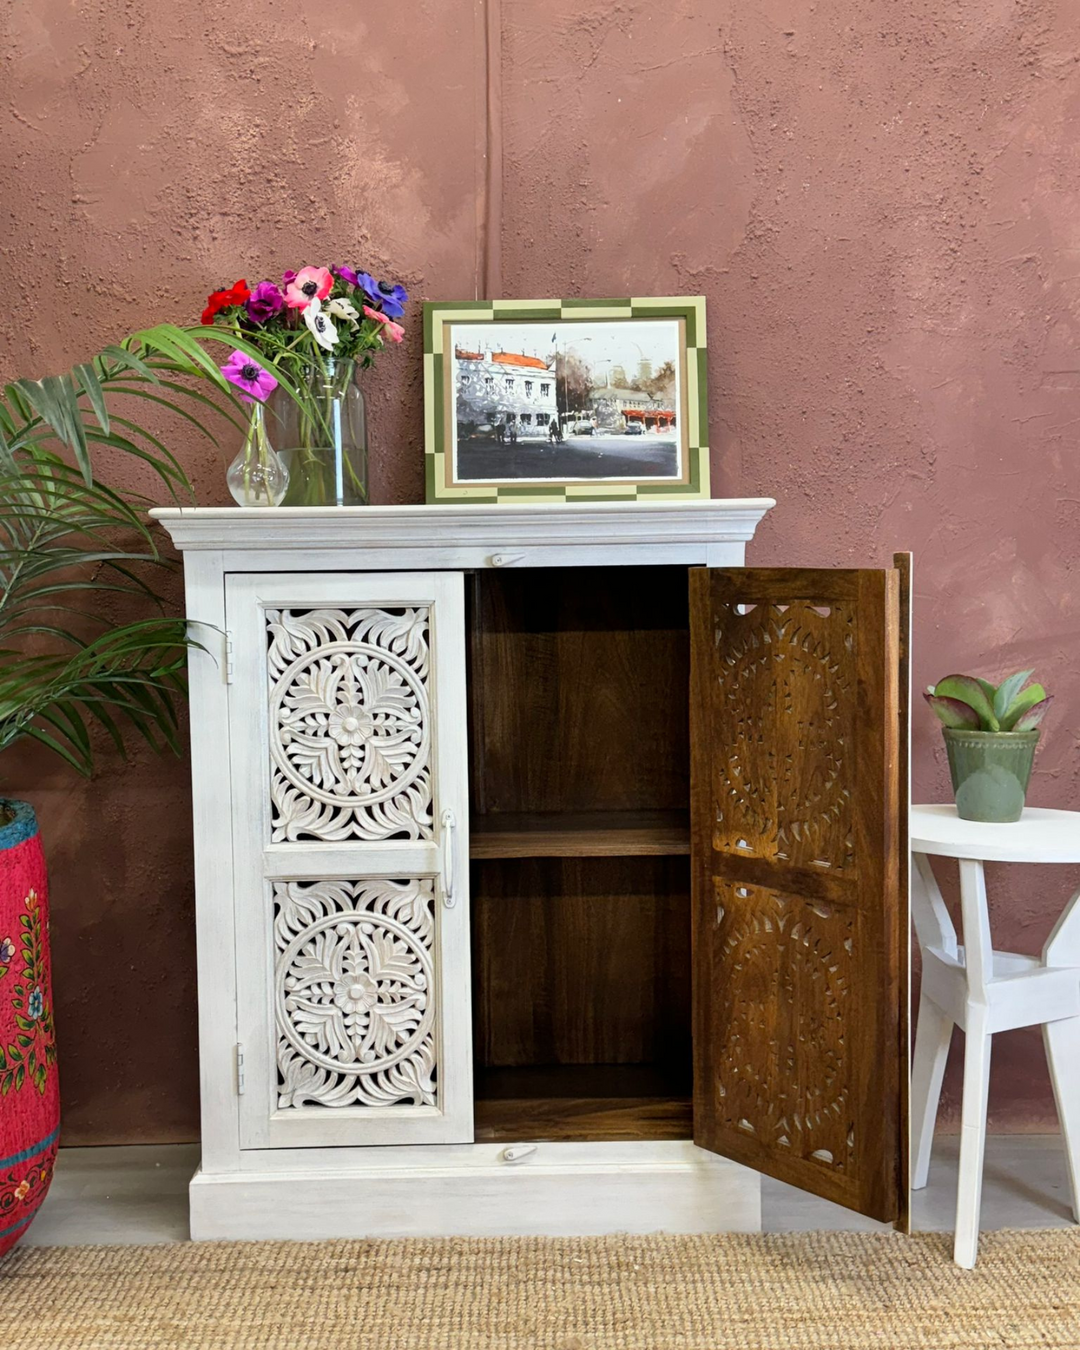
<box><xmin>441</xmin><ymin>808</ymin><xmax>457</xmax><ymax>907</ymax></box>
<box><xmin>490</xmin><ymin>552</ymin><xmax>525</xmax><ymax>568</ymax></box>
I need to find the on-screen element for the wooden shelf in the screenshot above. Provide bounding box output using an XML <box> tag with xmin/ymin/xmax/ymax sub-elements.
<box><xmin>469</xmin><ymin>810</ymin><xmax>690</xmax><ymax>860</ymax></box>
<box><xmin>474</xmin><ymin>1065</ymin><xmax>693</xmax><ymax>1143</ymax></box>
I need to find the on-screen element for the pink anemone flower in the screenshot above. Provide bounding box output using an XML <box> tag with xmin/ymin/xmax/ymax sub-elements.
<box><xmin>363</xmin><ymin>305</ymin><xmax>405</xmax><ymax>344</ymax></box>
<box><xmin>285</xmin><ymin>266</ymin><xmax>333</xmax><ymax>309</ymax></box>
<box><xmin>221</xmin><ymin>350</ymin><xmax>278</xmax><ymax>403</ymax></box>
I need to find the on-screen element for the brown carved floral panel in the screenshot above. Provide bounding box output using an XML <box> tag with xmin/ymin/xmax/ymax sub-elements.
<box><xmin>709</xmin><ymin>878</ymin><xmax>856</xmax><ymax>1175</ymax></box>
<box><xmin>711</xmin><ymin>601</ymin><xmax>856</xmax><ymax>874</ymax></box>
<box><xmin>691</xmin><ymin>568</ymin><xmax>904</xmax><ymax>1223</ymax></box>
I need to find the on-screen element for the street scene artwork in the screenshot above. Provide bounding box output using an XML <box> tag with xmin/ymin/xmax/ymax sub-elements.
<box><xmin>448</xmin><ymin>318</ymin><xmax>684</xmax><ymax>484</ymax></box>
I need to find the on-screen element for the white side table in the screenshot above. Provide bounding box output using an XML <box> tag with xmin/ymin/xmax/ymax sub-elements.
<box><xmin>910</xmin><ymin>805</ymin><xmax>1080</xmax><ymax>1267</ymax></box>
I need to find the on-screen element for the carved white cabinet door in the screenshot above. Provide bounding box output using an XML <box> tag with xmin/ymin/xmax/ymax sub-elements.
<box><xmin>226</xmin><ymin>572</ymin><xmax>471</xmax><ymax>1148</ymax></box>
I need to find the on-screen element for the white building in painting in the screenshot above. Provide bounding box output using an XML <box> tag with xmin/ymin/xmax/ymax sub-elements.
<box><xmin>589</xmin><ymin>384</ymin><xmax>676</xmax><ymax>432</ymax></box>
<box><xmin>454</xmin><ymin>347</ymin><xmax>558</xmax><ymax>439</ymax></box>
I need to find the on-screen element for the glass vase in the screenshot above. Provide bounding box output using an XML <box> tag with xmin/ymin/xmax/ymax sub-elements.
<box><xmin>272</xmin><ymin>358</ymin><xmax>369</xmax><ymax>506</ymax></box>
<box><xmin>226</xmin><ymin>403</ymin><xmax>289</xmax><ymax>507</ymax></box>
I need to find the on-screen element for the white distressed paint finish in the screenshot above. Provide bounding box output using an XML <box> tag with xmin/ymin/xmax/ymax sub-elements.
<box><xmin>189</xmin><ymin>1143</ymin><xmax>761</xmax><ymax>1241</ymax></box>
<box><xmin>155</xmin><ymin>501</ymin><xmax>775</xmax><ymax>1241</ymax></box>
<box><xmin>910</xmin><ymin>804</ymin><xmax>1080</xmax><ymax>1268</ymax></box>
<box><xmin>182</xmin><ymin>551</ymin><xmax>242</xmax><ymax>1175</ymax></box>
<box><xmin>227</xmin><ymin>572</ymin><xmax>472</xmax><ymax>1150</ymax></box>
<box><xmin>152</xmin><ymin>498</ymin><xmax>775</xmax><ymax>566</ymax></box>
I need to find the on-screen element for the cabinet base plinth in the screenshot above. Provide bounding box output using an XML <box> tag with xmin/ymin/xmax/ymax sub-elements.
<box><xmin>189</xmin><ymin>1142</ymin><xmax>761</xmax><ymax>1241</ymax></box>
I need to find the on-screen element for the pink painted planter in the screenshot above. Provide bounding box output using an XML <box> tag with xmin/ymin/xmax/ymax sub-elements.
<box><xmin>0</xmin><ymin>801</ymin><xmax>58</xmax><ymax>1258</ymax></box>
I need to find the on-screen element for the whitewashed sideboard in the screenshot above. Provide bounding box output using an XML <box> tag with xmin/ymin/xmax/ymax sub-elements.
<box><xmin>154</xmin><ymin>500</ymin><xmax>910</xmax><ymax>1241</ymax></box>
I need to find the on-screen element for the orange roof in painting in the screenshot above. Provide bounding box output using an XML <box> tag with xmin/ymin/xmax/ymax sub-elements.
<box><xmin>455</xmin><ymin>347</ymin><xmax>483</xmax><ymax>360</ymax></box>
<box><xmin>490</xmin><ymin>351</ymin><xmax>549</xmax><ymax>369</ymax></box>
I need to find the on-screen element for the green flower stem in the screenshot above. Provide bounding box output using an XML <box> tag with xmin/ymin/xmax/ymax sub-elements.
<box><xmin>240</xmin><ymin>405</ymin><xmax>276</xmax><ymax>506</ymax></box>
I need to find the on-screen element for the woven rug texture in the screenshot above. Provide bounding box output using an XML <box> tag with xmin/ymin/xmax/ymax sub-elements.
<box><xmin>2</xmin><ymin>1229</ymin><xmax>1078</xmax><ymax>1349</ymax></box>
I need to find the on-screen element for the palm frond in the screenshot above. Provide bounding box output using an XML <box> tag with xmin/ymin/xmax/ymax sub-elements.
<box><xmin>0</xmin><ymin>320</ymin><xmax>255</xmax><ymax>777</ymax></box>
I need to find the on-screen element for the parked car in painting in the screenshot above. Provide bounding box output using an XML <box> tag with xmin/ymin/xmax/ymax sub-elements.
<box><xmin>625</xmin><ymin>422</ymin><xmax>644</xmax><ymax>435</ymax></box>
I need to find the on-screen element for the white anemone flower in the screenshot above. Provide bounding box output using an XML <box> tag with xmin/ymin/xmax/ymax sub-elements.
<box><xmin>327</xmin><ymin>297</ymin><xmax>360</xmax><ymax>329</ymax></box>
<box><xmin>303</xmin><ymin>298</ymin><xmax>339</xmax><ymax>351</ymax></box>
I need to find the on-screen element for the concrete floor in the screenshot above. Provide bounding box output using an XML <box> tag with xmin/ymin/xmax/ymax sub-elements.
<box><xmin>21</xmin><ymin>1134</ymin><xmax>1077</xmax><ymax>1246</ymax></box>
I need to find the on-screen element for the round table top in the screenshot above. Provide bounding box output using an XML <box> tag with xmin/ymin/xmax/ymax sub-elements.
<box><xmin>911</xmin><ymin>804</ymin><xmax>1080</xmax><ymax>863</ymax></box>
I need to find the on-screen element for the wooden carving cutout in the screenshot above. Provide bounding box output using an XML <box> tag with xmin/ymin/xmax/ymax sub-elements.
<box><xmin>690</xmin><ymin>567</ymin><xmax>906</xmax><ymax>1222</ymax></box>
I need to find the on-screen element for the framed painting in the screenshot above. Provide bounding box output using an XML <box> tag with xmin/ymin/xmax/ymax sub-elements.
<box><xmin>423</xmin><ymin>297</ymin><xmax>709</xmax><ymax>503</ymax></box>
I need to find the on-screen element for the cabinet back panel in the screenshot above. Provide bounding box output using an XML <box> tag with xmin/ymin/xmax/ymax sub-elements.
<box><xmin>468</xmin><ymin>568</ymin><xmax>690</xmax><ymax>814</ymax></box>
<box><xmin>470</xmin><ymin>857</ymin><xmax>692</xmax><ymax>1078</ymax></box>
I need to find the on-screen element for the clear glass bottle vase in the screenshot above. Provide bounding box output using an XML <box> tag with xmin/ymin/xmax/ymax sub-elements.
<box><xmin>272</xmin><ymin>357</ymin><xmax>369</xmax><ymax>507</ymax></box>
<box><xmin>226</xmin><ymin>403</ymin><xmax>289</xmax><ymax>507</ymax></box>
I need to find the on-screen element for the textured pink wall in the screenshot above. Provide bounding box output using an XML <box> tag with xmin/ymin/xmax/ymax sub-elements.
<box><xmin>2</xmin><ymin>0</ymin><xmax>1078</xmax><ymax>1139</ymax></box>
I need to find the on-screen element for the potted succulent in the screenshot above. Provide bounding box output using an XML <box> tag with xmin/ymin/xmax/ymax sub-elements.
<box><xmin>925</xmin><ymin>670</ymin><xmax>1051</xmax><ymax>822</ymax></box>
<box><xmin>0</xmin><ymin>321</ymin><xmax>256</xmax><ymax>1255</ymax></box>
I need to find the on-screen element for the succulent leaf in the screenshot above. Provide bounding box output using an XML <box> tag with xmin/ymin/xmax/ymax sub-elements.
<box><xmin>924</xmin><ymin>693</ymin><xmax>982</xmax><ymax>730</ymax></box>
<box><xmin>999</xmin><ymin>683</ymin><xmax>1047</xmax><ymax>731</ymax></box>
<box><xmin>933</xmin><ymin>674</ymin><xmax>998</xmax><ymax>730</ymax></box>
<box><xmin>992</xmin><ymin>669</ymin><xmax>1034</xmax><ymax>723</ymax></box>
<box><xmin>1012</xmin><ymin>696</ymin><xmax>1052</xmax><ymax>731</ymax></box>
<box><xmin>976</xmin><ymin>677</ymin><xmax>997</xmax><ymax>703</ymax></box>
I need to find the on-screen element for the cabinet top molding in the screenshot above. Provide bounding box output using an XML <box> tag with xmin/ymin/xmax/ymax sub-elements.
<box><xmin>151</xmin><ymin>499</ymin><xmax>776</xmax><ymax>554</ymax></box>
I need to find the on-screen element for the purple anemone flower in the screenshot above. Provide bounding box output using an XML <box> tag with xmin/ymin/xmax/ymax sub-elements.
<box><xmin>334</xmin><ymin>264</ymin><xmax>360</xmax><ymax>287</ymax></box>
<box><xmin>282</xmin><ymin>269</ymin><xmax>298</xmax><ymax>288</ymax></box>
<box><xmin>356</xmin><ymin>272</ymin><xmax>408</xmax><ymax>318</ymax></box>
<box><xmin>221</xmin><ymin>349</ymin><xmax>278</xmax><ymax>403</ymax></box>
<box><xmin>246</xmin><ymin>281</ymin><xmax>285</xmax><ymax>324</ymax></box>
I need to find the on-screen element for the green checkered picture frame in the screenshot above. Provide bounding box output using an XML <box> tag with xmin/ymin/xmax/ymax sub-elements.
<box><xmin>423</xmin><ymin>297</ymin><xmax>709</xmax><ymax>503</ymax></box>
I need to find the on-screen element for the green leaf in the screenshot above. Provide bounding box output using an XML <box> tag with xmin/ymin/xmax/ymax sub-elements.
<box><xmin>992</xmin><ymin>669</ymin><xmax>1034</xmax><ymax>723</ymax></box>
<box><xmin>74</xmin><ymin>361</ymin><xmax>110</xmax><ymax>435</ymax></box>
<box><xmin>1013</xmin><ymin>696</ymin><xmax>1052</xmax><ymax>731</ymax></box>
<box><xmin>1000</xmin><ymin>683</ymin><xmax>1047</xmax><ymax>731</ymax></box>
<box><xmin>925</xmin><ymin>693</ymin><xmax>982</xmax><ymax>730</ymax></box>
<box><xmin>933</xmin><ymin>674</ymin><xmax>999</xmax><ymax>730</ymax></box>
<box><xmin>97</xmin><ymin>343</ymin><xmax>159</xmax><ymax>384</ymax></box>
<box><xmin>976</xmin><ymin>677</ymin><xmax>997</xmax><ymax>703</ymax></box>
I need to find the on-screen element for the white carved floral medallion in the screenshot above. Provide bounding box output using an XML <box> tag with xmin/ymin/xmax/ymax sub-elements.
<box><xmin>265</xmin><ymin>607</ymin><xmax>434</xmax><ymax>841</ymax></box>
<box><xmin>275</xmin><ymin>878</ymin><xmax>437</xmax><ymax>1110</ymax></box>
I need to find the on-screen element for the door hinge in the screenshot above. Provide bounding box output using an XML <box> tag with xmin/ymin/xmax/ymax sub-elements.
<box><xmin>235</xmin><ymin>1042</ymin><xmax>246</xmax><ymax>1095</ymax></box>
<box><xmin>224</xmin><ymin>631</ymin><xmax>235</xmax><ymax>684</ymax></box>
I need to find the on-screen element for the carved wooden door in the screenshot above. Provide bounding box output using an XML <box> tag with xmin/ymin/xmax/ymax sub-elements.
<box><xmin>226</xmin><ymin>572</ymin><xmax>472</xmax><ymax>1149</ymax></box>
<box><xmin>689</xmin><ymin>565</ymin><xmax>908</xmax><ymax>1222</ymax></box>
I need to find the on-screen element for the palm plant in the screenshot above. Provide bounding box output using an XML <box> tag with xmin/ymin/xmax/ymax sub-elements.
<box><xmin>0</xmin><ymin>323</ymin><xmax>279</xmax><ymax>786</ymax></box>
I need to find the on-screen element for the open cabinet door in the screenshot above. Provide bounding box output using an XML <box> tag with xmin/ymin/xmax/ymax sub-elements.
<box><xmin>689</xmin><ymin>565</ymin><xmax>908</xmax><ymax>1223</ymax></box>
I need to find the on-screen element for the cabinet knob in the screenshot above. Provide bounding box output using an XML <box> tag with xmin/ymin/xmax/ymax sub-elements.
<box><xmin>499</xmin><ymin>1145</ymin><xmax>538</xmax><ymax>1165</ymax></box>
<box><xmin>490</xmin><ymin>552</ymin><xmax>525</xmax><ymax>568</ymax></box>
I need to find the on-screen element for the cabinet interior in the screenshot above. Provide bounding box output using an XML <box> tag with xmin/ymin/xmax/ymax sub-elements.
<box><xmin>466</xmin><ymin>566</ymin><xmax>694</xmax><ymax>1142</ymax></box>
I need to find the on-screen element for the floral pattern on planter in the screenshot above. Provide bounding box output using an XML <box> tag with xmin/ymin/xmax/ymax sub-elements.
<box><xmin>0</xmin><ymin>888</ymin><xmax>56</xmax><ymax>1097</ymax></box>
<box><xmin>0</xmin><ymin>802</ymin><xmax>58</xmax><ymax>1258</ymax></box>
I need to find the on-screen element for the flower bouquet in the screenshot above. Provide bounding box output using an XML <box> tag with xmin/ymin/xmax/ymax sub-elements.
<box><xmin>201</xmin><ymin>265</ymin><xmax>408</xmax><ymax>506</ymax></box>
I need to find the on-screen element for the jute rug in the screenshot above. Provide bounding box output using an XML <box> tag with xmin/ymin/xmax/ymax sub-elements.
<box><xmin>2</xmin><ymin>1229</ymin><xmax>1078</xmax><ymax>1349</ymax></box>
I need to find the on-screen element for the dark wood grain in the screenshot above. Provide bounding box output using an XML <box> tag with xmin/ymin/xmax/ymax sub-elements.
<box><xmin>474</xmin><ymin>1066</ymin><xmax>691</xmax><ymax>1141</ymax></box>
<box><xmin>475</xmin><ymin>1097</ymin><xmax>693</xmax><ymax>1142</ymax></box>
<box><xmin>466</xmin><ymin>567</ymin><xmax>694</xmax><ymax>1145</ymax></box>
<box><xmin>467</xmin><ymin>567</ymin><xmax>690</xmax><ymax>815</ymax></box>
<box><xmin>893</xmin><ymin>551</ymin><xmax>913</xmax><ymax>1232</ymax></box>
<box><xmin>690</xmin><ymin>567</ymin><xmax>904</xmax><ymax>1223</ymax></box>
<box><xmin>469</xmin><ymin>810</ymin><xmax>690</xmax><ymax>859</ymax></box>
<box><xmin>470</xmin><ymin>856</ymin><xmax>693</xmax><ymax>1076</ymax></box>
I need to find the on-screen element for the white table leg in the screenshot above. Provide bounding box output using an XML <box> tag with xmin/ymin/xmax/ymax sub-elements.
<box><xmin>953</xmin><ymin>858</ymin><xmax>995</xmax><ymax>1269</ymax></box>
<box><xmin>954</xmin><ymin>1006</ymin><xmax>992</xmax><ymax>1268</ymax></box>
<box><xmin>1042</xmin><ymin>886</ymin><xmax>1080</xmax><ymax>1224</ymax></box>
<box><xmin>1043</xmin><ymin>1015</ymin><xmax>1080</xmax><ymax>1223</ymax></box>
<box><xmin>910</xmin><ymin>992</ymin><xmax>953</xmax><ymax>1190</ymax></box>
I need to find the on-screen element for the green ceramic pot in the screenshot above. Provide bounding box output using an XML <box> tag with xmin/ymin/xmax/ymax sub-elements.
<box><xmin>943</xmin><ymin>728</ymin><xmax>1039</xmax><ymax>823</ymax></box>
